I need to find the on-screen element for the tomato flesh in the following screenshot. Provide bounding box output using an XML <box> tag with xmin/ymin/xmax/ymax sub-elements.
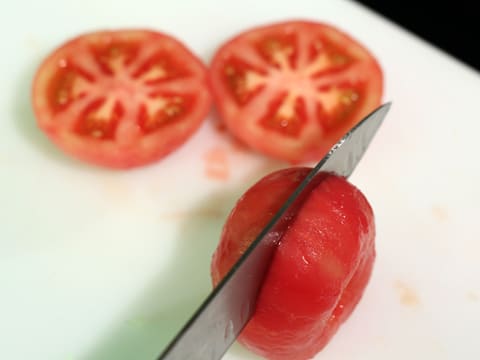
<box><xmin>211</xmin><ymin>168</ymin><xmax>375</xmax><ymax>360</ymax></box>
<box><xmin>32</xmin><ymin>30</ymin><xmax>211</xmax><ymax>168</ymax></box>
<box><xmin>209</xmin><ymin>21</ymin><xmax>383</xmax><ymax>163</ymax></box>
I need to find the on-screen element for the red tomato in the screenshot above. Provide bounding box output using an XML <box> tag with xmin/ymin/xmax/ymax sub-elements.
<box><xmin>209</xmin><ymin>21</ymin><xmax>383</xmax><ymax>164</ymax></box>
<box><xmin>32</xmin><ymin>30</ymin><xmax>211</xmax><ymax>168</ymax></box>
<box><xmin>211</xmin><ymin>168</ymin><xmax>375</xmax><ymax>360</ymax></box>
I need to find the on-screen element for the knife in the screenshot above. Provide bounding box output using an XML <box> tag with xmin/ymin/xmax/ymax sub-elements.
<box><xmin>157</xmin><ymin>102</ymin><xmax>391</xmax><ymax>360</ymax></box>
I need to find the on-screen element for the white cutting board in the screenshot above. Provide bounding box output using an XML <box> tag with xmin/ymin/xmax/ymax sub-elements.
<box><xmin>1</xmin><ymin>0</ymin><xmax>479</xmax><ymax>359</ymax></box>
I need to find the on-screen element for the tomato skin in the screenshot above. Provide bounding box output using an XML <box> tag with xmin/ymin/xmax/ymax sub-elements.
<box><xmin>32</xmin><ymin>29</ymin><xmax>212</xmax><ymax>169</ymax></box>
<box><xmin>209</xmin><ymin>20</ymin><xmax>383</xmax><ymax>164</ymax></box>
<box><xmin>211</xmin><ymin>168</ymin><xmax>375</xmax><ymax>360</ymax></box>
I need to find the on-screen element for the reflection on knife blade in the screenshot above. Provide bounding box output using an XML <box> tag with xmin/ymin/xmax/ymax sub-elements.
<box><xmin>157</xmin><ymin>103</ymin><xmax>391</xmax><ymax>360</ymax></box>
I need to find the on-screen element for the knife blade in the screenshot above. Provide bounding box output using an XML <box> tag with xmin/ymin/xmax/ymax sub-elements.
<box><xmin>157</xmin><ymin>102</ymin><xmax>391</xmax><ymax>360</ymax></box>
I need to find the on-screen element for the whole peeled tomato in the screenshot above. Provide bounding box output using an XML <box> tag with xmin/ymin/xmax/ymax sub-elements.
<box><xmin>210</xmin><ymin>167</ymin><xmax>375</xmax><ymax>360</ymax></box>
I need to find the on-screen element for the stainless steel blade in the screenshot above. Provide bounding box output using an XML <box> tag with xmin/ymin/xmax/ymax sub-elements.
<box><xmin>157</xmin><ymin>102</ymin><xmax>391</xmax><ymax>360</ymax></box>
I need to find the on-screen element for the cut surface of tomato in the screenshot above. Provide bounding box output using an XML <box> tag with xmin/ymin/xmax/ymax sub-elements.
<box><xmin>211</xmin><ymin>168</ymin><xmax>376</xmax><ymax>360</ymax></box>
<box><xmin>32</xmin><ymin>29</ymin><xmax>211</xmax><ymax>168</ymax></box>
<box><xmin>209</xmin><ymin>21</ymin><xmax>383</xmax><ymax>163</ymax></box>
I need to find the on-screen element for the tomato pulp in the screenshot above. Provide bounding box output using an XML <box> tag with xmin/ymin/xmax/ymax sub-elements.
<box><xmin>209</xmin><ymin>21</ymin><xmax>383</xmax><ymax>163</ymax></box>
<box><xmin>211</xmin><ymin>168</ymin><xmax>376</xmax><ymax>360</ymax></box>
<box><xmin>32</xmin><ymin>30</ymin><xmax>212</xmax><ymax>168</ymax></box>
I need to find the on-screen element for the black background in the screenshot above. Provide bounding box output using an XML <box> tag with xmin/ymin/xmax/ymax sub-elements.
<box><xmin>356</xmin><ymin>1</ymin><xmax>479</xmax><ymax>71</ymax></box>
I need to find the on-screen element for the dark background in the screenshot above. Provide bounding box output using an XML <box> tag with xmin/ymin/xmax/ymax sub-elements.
<box><xmin>356</xmin><ymin>1</ymin><xmax>479</xmax><ymax>71</ymax></box>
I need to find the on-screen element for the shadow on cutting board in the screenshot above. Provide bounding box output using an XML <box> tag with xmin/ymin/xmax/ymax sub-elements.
<box><xmin>81</xmin><ymin>163</ymin><xmax>282</xmax><ymax>360</ymax></box>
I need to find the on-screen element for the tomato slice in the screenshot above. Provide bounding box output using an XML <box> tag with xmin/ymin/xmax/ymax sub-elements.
<box><xmin>211</xmin><ymin>168</ymin><xmax>375</xmax><ymax>360</ymax></box>
<box><xmin>32</xmin><ymin>30</ymin><xmax>211</xmax><ymax>168</ymax></box>
<box><xmin>209</xmin><ymin>21</ymin><xmax>383</xmax><ymax>164</ymax></box>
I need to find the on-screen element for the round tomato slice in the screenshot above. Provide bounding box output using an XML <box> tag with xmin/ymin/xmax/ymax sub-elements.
<box><xmin>32</xmin><ymin>29</ymin><xmax>211</xmax><ymax>168</ymax></box>
<box><xmin>211</xmin><ymin>168</ymin><xmax>375</xmax><ymax>360</ymax></box>
<box><xmin>209</xmin><ymin>21</ymin><xmax>383</xmax><ymax>164</ymax></box>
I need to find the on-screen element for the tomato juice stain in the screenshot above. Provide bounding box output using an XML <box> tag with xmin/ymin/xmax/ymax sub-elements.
<box><xmin>204</xmin><ymin>147</ymin><xmax>230</xmax><ymax>181</ymax></box>
<box><xmin>394</xmin><ymin>280</ymin><xmax>421</xmax><ymax>308</ymax></box>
